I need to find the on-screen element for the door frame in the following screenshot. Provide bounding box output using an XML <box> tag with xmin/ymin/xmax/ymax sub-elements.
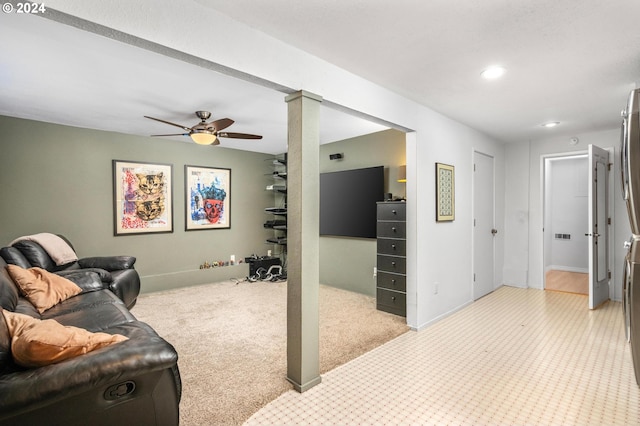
<box><xmin>472</xmin><ymin>150</ymin><xmax>496</xmax><ymax>300</ymax></box>
<box><xmin>540</xmin><ymin>148</ymin><xmax>614</xmax><ymax>299</ymax></box>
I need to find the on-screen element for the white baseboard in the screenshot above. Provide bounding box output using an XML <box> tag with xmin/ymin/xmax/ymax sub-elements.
<box><xmin>411</xmin><ymin>299</ymin><xmax>474</xmax><ymax>331</ymax></box>
<box><xmin>504</xmin><ymin>282</ymin><xmax>528</xmax><ymax>289</ymax></box>
<box><xmin>547</xmin><ymin>265</ymin><xmax>588</xmax><ymax>274</ymax></box>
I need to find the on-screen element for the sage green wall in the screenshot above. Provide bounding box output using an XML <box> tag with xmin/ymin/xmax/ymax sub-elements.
<box><xmin>0</xmin><ymin>115</ymin><xmax>273</xmax><ymax>293</ymax></box>
<box><xmin>319</xmin><ymin>129</ymin><xmax>406</xmax><ymax>296</ymax></box>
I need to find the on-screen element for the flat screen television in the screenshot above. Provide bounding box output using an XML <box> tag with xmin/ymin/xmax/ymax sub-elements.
<box><xmin>320</xmin><ymin>166</ymin><xmax>384</xmax><ymax>238</ymax></box>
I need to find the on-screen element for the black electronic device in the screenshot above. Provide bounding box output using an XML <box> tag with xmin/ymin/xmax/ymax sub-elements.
<box><xmin>247</xmin><ymin>256</ymin><xmax>282</xmax><ymax>276</ymax></box>
<box><xmin>319</xmin><ymin>165</ymin><xmax>384</xmax><ymax>239</ymax></box>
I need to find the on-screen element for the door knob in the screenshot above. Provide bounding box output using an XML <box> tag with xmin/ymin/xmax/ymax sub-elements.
<box><xmin>491</xmin><ymin>229</ymin><xmax>498</xmax><ymax>235</ymax></box>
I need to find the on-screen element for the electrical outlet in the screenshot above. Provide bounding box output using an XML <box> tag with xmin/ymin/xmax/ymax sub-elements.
<box><xmin>434</xmin><ymin>282</ymin><xmax>439</xmax><ymax>295</ymax></box>
<box><xmin>373</xmin><ymin>267</ymin><xmax>377</xmax><ymax>278</ymax></box>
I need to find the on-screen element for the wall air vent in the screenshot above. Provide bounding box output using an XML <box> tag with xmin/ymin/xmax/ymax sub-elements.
<box><xmin>554</xmin><ymin>233</ymin><xmax>571</xmax><ymax>240</ymax></box>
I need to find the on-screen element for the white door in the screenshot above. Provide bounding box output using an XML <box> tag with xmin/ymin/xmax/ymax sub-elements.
<box><xmin>588</xmin><ymin>144</ymin><xmax>609</xmax><ymax>309</ymax></box>
<box><xmin>473</xmin><ymin>152</ymin><xmax>495</xmax><ymax>300</ymax></box>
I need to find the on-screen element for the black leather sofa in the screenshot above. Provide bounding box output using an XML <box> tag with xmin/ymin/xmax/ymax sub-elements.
<box><xmin>0</xmin><ymin>238</ymin><xmax>181</xmax><ymax>425</ymax></box>
<box><xmin>0</xmin><ymin>235</ymin><xmax>140</xmax><ymax>309</ymax></box>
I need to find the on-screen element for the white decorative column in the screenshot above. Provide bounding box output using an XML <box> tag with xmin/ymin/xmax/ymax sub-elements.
<box><xmin>285</xmin><ymin>90</ymin><xmax>322</xmax><ymax>392</ymax></box>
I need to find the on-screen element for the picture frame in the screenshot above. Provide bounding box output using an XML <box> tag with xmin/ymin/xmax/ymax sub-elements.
<box><xmin>112</xmin><ymin>160</ymin><xmax>173</xmax><ymax>235</ymax></box>
<box><xmin>436</xmin><ymin>162</ymin><xmax>455</xmax><ymax>222</ymax></box>
<box><xmin>185</xmin><ymin>165</ymin><xmax>231</xmax><ymax>230</ymax></box>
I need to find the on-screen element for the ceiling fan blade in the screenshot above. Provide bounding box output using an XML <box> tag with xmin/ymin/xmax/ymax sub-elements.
<box><xmin>218</xmin><ymin>132</ymin><xmax>263</xmax><ymax>140</ymax></box>
<box><xmin>144</xmin><ymin>116</ymin><xmax>192</xmax><ymax>131</ymax></box>
<box><xmin>151</xmin><ymin>133</ymin><xmax>189</xmax><ymax>137</ymax></box>
<box><xmin>208</xmin><ymin>118</ymin><xmax>234</xmax><ymax>132</ymax></box>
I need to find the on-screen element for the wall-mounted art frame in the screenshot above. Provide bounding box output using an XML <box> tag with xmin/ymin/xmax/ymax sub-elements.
<box><xmin>185</xmin><ymin>165</ymin><xmax>231</xmax><ymax>230</ymax></box>
<box><xmin>113</xmin><ymin>160</ymin><xmax>173</xmax><ymax>235</ymax></box>
<box><xmin>436</xmin><ymin>162</ymin><xmax>455</xmax><ymax>222</ymax></box>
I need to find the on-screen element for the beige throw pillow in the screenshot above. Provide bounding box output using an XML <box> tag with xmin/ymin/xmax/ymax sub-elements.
<box><xmin>6</xmin><ymin>265</ymin><xmax>82</xmax><ymax>313</ymax></box>
<box><xmin>1</xmin><ymin>310</ymin><xmax>128</xmax><ymax>368</ymax></box>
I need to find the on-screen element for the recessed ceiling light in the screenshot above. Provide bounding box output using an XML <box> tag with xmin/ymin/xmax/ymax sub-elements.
<box><xmin>542</xmin><ymin>121</ymin><xmax>560</xmax><ymax>128</ymax></box>
<box><xmin>481</xmin><ymin>66</ymin><xmax>506</xmax><ymax>80</ymax></box>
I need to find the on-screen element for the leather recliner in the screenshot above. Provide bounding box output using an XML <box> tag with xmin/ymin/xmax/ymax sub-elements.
<box><xmin>0</xmin><ymin>237</ymin><xmax>180</xmax><ymax>425</ymax></box>
<box><xmin>0</xmin><ymin>235</ymin><xmax>140</xmax><ymax>308</ymax></box>
<box><xmin>0</xmin><ymin>257</ymin><xmax>181</xmax><ymax>426</ymax></box>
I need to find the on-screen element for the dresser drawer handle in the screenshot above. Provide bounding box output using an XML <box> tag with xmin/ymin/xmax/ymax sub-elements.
<box><xmin>391</xmin><ymin>227</ymin><xmax>396</xmax><ymax>232</ymax></box>
<box><xmin>391</xmin><ymin>244</ymin><xmax>396</xmax><ymax>250</ymax></box>
<box><xmin>391</xmin><ymin>296</ymin><xmax>396</xmax><ymax>301</ymax></box>
<box><xmin>392</xmin><ymin>209</ymin><xmax>397</xmax><ymax>215</ymax></box>
<box><xmin>391</xmin><ymin>279</ymin><xmax>396</xmax><ymax>284</ymax></box>
<box><xmin>391</xmin><ymin>261</ymin><xmax>396</xmax><ymax>266</ymax></box>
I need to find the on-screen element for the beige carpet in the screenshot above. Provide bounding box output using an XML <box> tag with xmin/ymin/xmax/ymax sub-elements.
<box><xmin>132</xmin><ymin>280</ymin><xmax>409</xmax><ymax>425</ymax></box>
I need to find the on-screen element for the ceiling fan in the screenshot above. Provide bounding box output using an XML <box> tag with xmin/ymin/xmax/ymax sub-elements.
<box><xmin>144</xmin><ymin>111</ymin><xmax>263</xmax><ymax>145</ymax></box>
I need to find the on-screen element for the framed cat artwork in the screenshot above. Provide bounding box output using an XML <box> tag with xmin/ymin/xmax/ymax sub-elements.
<box><xmin>185</xmin><ymin>165</ymin><xmax>231</xmax><ymax>230</ymax></box>
<box><xmin>112</xmin><ymin>160</ymin><xmax>173</xmax><ymax>235</ymax></box>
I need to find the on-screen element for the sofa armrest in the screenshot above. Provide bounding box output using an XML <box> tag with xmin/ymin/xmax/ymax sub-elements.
<box><xmin>109</xmin><ymin>269</ymin><xmax>140</xmax><ymax>309</ymax></box>
<box><xmin>53</xmin><ymin>270</ymin><xmax>105</xmax><ymax>293</ymax></box>
<box><xmin>61</xmin><ymin>268</ymin><xmax>140</xmax><ymax>309</ymax></box>
<box><xmin>78</xmin><ymin>256</ymin><xmax>136</xmax><ymax>271</ymax></box>
<box><xmin>56</xmin><ymin>268</ymin><xmax>112</xmax><ymax>287</ymax></box>
<box><xmin>0</xmin><ymin>321</ymin><xmax>179</xmax><ymax>417</ymax></box>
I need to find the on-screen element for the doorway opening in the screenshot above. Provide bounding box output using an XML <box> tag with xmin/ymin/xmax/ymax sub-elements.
<box><xmin>543</xmin><ymin>154</ymin><xmax>589</xmax><ymax>295</ymax></box>
<box><xmin>542</xmin><ymin>146</ymin><xmax>613</xmax><ymax>307</ymax></box>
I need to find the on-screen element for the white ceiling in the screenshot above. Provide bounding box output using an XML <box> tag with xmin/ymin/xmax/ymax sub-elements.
<box><xmin>1</xmin><ymin>1</ymin><xmax>639</xmax><ymax>152</ymax></box>
<box><xmin>200</xmin><ymin>0</ymin><xmax>640</xmax><ymax>143</ymax></box>
<box><xmin>0</xmin><ymin>12</ymin><xmax>388</xmax><ymax>154</ymax></box>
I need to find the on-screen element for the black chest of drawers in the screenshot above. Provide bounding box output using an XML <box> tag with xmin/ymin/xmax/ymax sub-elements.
<box><xmin>376</xmin><ymin>201</ymin><xmax>406</xmax><ymax>316</ymax></box>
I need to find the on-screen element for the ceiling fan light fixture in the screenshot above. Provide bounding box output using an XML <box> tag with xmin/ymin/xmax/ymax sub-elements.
<box><xmin>190</xmin><ymin>130</ymin><xmax>218</xmax><ymax>145</ymax></box>
<box><xmin>145</xmin><ymin>111</ymin><xmax>260</xmax><ymax>145</ymax></box>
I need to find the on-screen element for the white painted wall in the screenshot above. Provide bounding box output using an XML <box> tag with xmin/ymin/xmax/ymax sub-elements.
<box><xmin>505</xmin><ymin>128</ymin><xmax>630</xmax><ymax>301</ymax></box>
<box><xmin>412</xmin><ymin>112</ymin><xmax>505</xmax><ymax>330</ymax></box>
<box><xmin>42</xmin><ymin>1</ymin><xmax>506</xmax><ymax>329</ymax></box>
<box><xmin>545</xmin><ymin>157</ymin><xmax>589</xmax><ymax>272</ymax></box>
<box><xmin>503</xmin><ymin>142</ymin><xmax>531</xmax><ymax>287</ymax></box>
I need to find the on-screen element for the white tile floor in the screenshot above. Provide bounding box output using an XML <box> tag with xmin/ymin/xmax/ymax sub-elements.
<box><xmin>245</xmin><ymin>286</ymin><xmax>640</xmax><ymax>425</ymax></box>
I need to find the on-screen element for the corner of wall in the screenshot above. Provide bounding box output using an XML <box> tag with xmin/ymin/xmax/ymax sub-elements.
<box><xmin>502</xmin><ymin>269</ymin><xmax>528</xmax><ymax>288</ymax></box>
